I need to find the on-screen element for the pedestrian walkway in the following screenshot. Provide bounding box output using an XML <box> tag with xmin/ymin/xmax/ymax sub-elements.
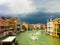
<box><xmin>16</xmin><ymin>30</ymin><xmax>60</xmax><ymax>45</ymax></box>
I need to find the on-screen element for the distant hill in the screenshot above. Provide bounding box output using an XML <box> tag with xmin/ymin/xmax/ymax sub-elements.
<box><xmin>0</xmin><ymin>12</ymin><xmax>60</xmax><ymax>24</ymax></box>
<box><xmin>18</xmin><ymin>12</ymin><xmax>60</xmax><ymax>24</ymax></box>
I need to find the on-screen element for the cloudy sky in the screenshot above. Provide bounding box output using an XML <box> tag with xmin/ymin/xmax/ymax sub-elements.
<box><xmin>0</xmin><ymin>0</ymin><xmax>60</xmax><ymax>23</ymax></box>
<box><xmin>0</xmin><ymin>0</ymin><xmax>60</xmax><ymax>14</ymax></box>
<box><xmin>0</xmin><ymin>0</ymin><xmax>36</xmax><ymax>14</ymax></box>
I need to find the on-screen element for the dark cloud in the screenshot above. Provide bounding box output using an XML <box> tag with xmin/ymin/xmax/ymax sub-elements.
<box><xmin>30</xmin><ymin>0</ymin><xmax>60</xmax><ymax>13</ymax></box>
<box><xmin>0</xmin><ymin>12</ymin><xmax>60</xmax><ymax>24</ymax></box>
<box><xmin>18</xmin><ymin>12</ymin><xmax>60</xmax><ymax>24</ymax></box>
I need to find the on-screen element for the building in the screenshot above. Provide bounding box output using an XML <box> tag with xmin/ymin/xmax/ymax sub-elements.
<box><xmin>0</xmin><ymin>17</ymin><xmax>21</xmax><ymax>38</ymax></box>
<box><xmin>40</xmin><ymin>24</ymin><xmax>47</xmax><ymax>30</ymax></box>
<box><xmin>47</xmin><ymin>18</ymin><xmax>60</xmax><ymax>37</ymax></box>
<box><xmin>21</xmin><ymin>22</ymin><xmax>28</xmax><ymax>31</ymax></box>
<box><xmin>28</xmin><ymin>24</ymin><xmax>41</xmax><ymax>30</ymax></box>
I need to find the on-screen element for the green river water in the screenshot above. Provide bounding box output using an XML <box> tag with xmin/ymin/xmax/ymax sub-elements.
<box><xmin>16</xmin><ymin>30</ymin><xmax>60</xmax><ymax>45</ymax></box>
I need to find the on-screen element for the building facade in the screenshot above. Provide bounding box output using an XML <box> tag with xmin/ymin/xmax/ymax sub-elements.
<box><xmin>47</xmin><ymin>18</ymin><xmax>60</xmax><ymax>37</ymax></box>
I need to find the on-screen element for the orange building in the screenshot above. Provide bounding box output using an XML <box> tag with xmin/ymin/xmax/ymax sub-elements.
<box><xmin>21</xmin><ymin>22</ymin><xmax>28</xmax><ymax>30</ymax></box>
<box><xmin>47</xmin><ymin>18</ymin><xmax>60</xmax><ymax>37</ymax></box>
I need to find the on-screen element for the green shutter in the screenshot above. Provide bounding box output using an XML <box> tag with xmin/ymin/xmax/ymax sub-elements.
<box><xmin>58</xmin><ymin>28</ymin><xmax>60</xmax><ymax>32</ymax></box>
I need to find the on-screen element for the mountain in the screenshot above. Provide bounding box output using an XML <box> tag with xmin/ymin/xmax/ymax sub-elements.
<box><xmin>18</xmin><ymin>12</ymin><xmax>60</xmax><ymax>24</ymax></box>
<box><xmin>0</xmin><ymin>12</ymin><xmax>60</xmax><ymax>24</ymax></box>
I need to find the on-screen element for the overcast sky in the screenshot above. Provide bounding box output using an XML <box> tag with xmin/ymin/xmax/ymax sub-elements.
<box><xmin>1</xmin><ymin>0</ymin><xmax>60</xmax><ymax>23</ymax></box>
<box><xmin>0</xmin><ymin>0</ymin><xmax>60</xmax><ymax>15</ymax></box>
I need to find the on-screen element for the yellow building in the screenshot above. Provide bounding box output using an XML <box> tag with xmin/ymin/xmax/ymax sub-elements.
<box><xmin>47</xmin><ymin>18</ymin><xmax>60</xmax><ymax>37</ymax></box>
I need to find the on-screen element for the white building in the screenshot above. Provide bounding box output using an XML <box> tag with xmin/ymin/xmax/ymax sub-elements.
<box><xmin>47</xmin><ymin>18</ymin><xmax>54</xmax><ymax>36</ymax></box>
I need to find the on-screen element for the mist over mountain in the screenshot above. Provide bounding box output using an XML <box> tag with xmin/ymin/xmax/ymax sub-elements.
<box><xmin>0</xmin><ymin>0</ymin><xmax>60</xmax><ymax>24</ymax></box>
<box><xmin>18</xmin><ymin>12</ymin><xmax>60</xmax><ymax>24</ymax></box>
<box><xmin>0</xmin><ymin>12</ymin><xmax>60</xmax><ymax>24</ymax></box>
